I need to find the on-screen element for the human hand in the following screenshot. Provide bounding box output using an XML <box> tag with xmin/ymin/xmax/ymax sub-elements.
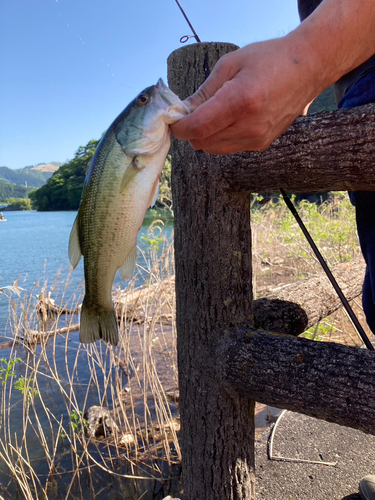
<box><xmin>170</xmin><ymin>36</ymin><xmax>320</xmax><ymax>154</ymax></box>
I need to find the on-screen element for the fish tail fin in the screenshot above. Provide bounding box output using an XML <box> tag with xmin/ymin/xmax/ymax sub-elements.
<box><xmin>79</xmin><ymin>300</ymin><xmax>119</xmax><ymax>345</ymax></box>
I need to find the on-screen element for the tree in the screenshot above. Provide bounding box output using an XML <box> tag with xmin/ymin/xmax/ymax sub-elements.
<box><xmin>6</xmin><ymin>198</ymin><xmax>32</xmax><ymax>211</ymax></box>
<box><xmin>30</xmin><ymin>139</ymin><xmax>99</xmax><ymax>211</ymax></box>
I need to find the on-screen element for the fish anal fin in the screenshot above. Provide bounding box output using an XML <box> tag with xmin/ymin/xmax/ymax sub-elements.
<box><xmin>120</xmin><ymin>156</ymin><xmax>146</xmax><ymax>194</ymax></box>
<box><xmin>149</xmin><ymin>176</ymin><xmax>160</xmax><ymax>207</ymax></box>
<box><xmin>120</xmin><ymin>247</ymin><xmax>137</xmax><ymax>281</ymax></box>
<box><xmin>68</xmin><ymin>217</ymin><xmax>82</xmax><ymax>269</ymax></box>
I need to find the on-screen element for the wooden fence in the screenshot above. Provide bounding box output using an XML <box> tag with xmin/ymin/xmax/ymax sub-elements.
<box><xmin>167</xmin><ymin>42</ymin><xmax>375</xmax><ymax>500</ymax></box>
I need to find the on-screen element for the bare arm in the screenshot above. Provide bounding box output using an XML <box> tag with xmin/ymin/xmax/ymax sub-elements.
<box><xmin>170</xmin><ymin>0</ymin><xmax>375</xmax><ymax>154</ymax></box>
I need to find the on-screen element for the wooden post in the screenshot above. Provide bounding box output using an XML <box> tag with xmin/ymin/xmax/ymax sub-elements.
<box><xmin>168</xmin><ymin>43</ymin><xmax>256</xmax><ymax>500</ymax></box>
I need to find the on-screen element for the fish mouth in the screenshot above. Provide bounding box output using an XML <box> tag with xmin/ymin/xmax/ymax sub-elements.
<box><xmin>154</xmin><ymin>78</ymin><xmax>190</xmax><ymax>122</ymax></box>
<box><xmin>155</xmin><ymin>78</ymin><xmax>174</xmax><ymax>106</ymax></box>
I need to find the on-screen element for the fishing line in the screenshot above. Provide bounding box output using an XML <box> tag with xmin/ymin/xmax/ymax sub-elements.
<box><xmin>174</xmin><ymin>0</ymin><xmax>201</xmax><ymax>43</ymax></box>
<box><xmin>279</xmin><ymin>188</ymin><xmax>374</xmax><ymax>351</ymax></box>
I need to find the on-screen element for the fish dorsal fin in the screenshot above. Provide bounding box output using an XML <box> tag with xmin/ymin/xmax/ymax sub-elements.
<box><xmin>120</xmin><ymin>246</ymin><xmax>137</xmax><ymax>281</ymax></box>
<box><xmin>68</xmin><ymin>217</ymin><xmax>82</xmax><ymax>269</ymax></box>
<box><xmin>149</xmin><ymin>176</ymin><xmax>160</xmax><ymax>207</ymax></box>
<box><xmin>120</xmin><ymin>156</ymin><xmax>145</xmax><ymax>194</ymax></box>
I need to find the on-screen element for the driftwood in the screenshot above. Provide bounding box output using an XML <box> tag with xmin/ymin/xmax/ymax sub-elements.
<box><xmin>21</xmin><ymin>253</ymin><xmax>366</xmax><ymax>347</ymax></box>
<box><xmin>113</xmin><ymin>277</ymin><xmax>174</xmax><ymax>324</ymax></box>
<box><xmin>22</xmin><ymin>278</ymin><xmax>175</xmax><ymax>344</ymax></box>
<box><xmin>36</xmin><ymin>292</ymin><xmax>78</xmax><ymax>317</ymax></box>
<box><xmin>20</xmin><ymin>323</ymin><xmax>80</xmax><ymax>343</ymax></box>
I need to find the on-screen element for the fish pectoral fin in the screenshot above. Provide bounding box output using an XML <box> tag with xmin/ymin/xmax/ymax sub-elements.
<box><xmin>120</xmin><ymin>156</ymin><xmax>145</xmax><ymax>194</ymax></box>
<box><xmin>68</xmin><ymin>217</ymin><xmax>82</xmax><ymax>269</ymax></box>
<box><xmin>120</xmin><ymin>247</ymin><xmax>137</xmax><ymax>281</ymax></box>
<box><xmin>149</xmin><ymin>176</ymin><xmax>160</xmax><ymax>207</ymax></box>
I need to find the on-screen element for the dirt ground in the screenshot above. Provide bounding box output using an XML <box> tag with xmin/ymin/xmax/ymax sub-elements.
<box><xmin>255</xmin><ymin>410</ymin><xmax>375</xmax><ymax>500</ymax></box>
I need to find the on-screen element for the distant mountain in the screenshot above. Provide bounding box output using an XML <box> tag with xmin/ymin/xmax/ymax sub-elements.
<box><xmin>0</xmin><ymin>163</ymin><xmax>61</xmax><ymax>188</ymax></box>
<box><xmin>31</xmin><ymin>163</ymin><xmax>61</xmax><ymax>174</ymax></box>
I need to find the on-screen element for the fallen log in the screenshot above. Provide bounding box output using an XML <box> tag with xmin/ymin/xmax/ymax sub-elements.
<box><xmin>19</xmin><ymin>323</ymin><xmax>80</xmax><ymax>343</ymax></box>
<box><xmin>113</xmin><ymin>277</ymin><xmax>175</xmax><ymax>323</ymax></box>
<box><xmin>253</xmin><ymin>257</ymin><xmax>366</xmax><ymax>336</ymax></box>
<box><xmin>23</xmin><ymin>257</ymin><xmax>365</xmax><ymax>343</ymax></box>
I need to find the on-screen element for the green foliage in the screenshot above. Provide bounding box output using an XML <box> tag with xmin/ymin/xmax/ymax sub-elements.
<box><xmin>140</xmin><ymin>233</ymin><xmax>163</xmax><ymax>251</ymax></box>
<box><xmin>301</xmin><ymin>321</ymin><xmax>337</xmax><ymax>341</ymax></box>
<box><xmin>0</xmin><ymin>357</ymin><xmax>22</xmax><ymax>384</ymax></box>
<box><xmin>274</xmin><ymin>192</ymin><xmax>357</xmax><ymax>263</ymax></box>
<box><xmin>157</xmin><ymin>155</ymin><xmax>172</xmax><ymax>210</ymax></box>
<box><xmin>0</xmin><ymin>182</ymin><xmax>34</xmax><ymax>203</ymax></box>
<box><xmin>60</xmin><ymin>410</ymin><xmax>88</xmax><ymax>440</ymax></box>
<box><xmin>6</xmin><ymin>197</ymin><xmax>32</xmax><ymax>211</ymax></box>
<box><xmin>0</xmin><ymin>357</ymin><xmax>38</xmax><ymax>399</ymax></box>
<box><xmin>13</xmin><ymin>376</ymin><xmax>39</xmax><ymax>399</ymax></box>
<box><xmin>30</xmin><ymin>139</ymin><xmax>99</xmax><ymax>211</ymax></box>
<box><xmin>308</xmin><ymin>86</ymin><xmax>337</xmax><ymax>114</ymax></box>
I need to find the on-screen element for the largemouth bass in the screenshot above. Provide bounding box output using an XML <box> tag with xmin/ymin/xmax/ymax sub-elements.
<box><xmin>69</xmin><ymin>79</ymin><xmax>189</xmax><ymax>345</ymax></box>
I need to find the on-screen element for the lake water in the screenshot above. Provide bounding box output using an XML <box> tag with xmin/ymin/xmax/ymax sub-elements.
<box><xmin>0</xmin><ymin>210</ymin><xmax>179</xmax><ymax>499</ymax></box>
<box><xmin>0</xmin><ymin>210</ymin><xmax>171</xmax><ymax>337</ymax></box>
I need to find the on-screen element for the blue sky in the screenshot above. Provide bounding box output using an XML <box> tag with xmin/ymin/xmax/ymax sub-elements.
<box><xmin>0</xmin><ymin>0</ymin><xmax>300</xmax><ymax>170</ymax></box>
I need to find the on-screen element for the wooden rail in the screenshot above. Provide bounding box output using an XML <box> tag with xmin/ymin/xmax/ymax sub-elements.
<box><xmin>167</xmin><ymin>42</ymin><xmax>375</xmax><ymax>500</ymax></box>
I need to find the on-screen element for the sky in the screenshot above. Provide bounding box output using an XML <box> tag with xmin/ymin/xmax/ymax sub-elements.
<box><xmin>0</xmin><ymin>0</ymin><xmax>300</xmax><ymax>170</ymax></box>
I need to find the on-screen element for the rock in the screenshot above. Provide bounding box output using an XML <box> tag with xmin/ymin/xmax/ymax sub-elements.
<box><xmin>118</xmin><ymin>432</ymin><xmax>135</xmax><ymax>446</ymax></box>
<box><xmin>85</xmin><ymin>406</ymin><xmax>119</xmax><ymax>438</ymax></box>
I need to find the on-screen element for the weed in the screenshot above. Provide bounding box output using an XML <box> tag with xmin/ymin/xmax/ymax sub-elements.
<box><xmin>0</xmin><ymin>357</ymin><xmax>22</xmax><ymax>384</ymax></box>
<box><xmin>60</xmin><ymin>410</ymin><xmax>88</xmax><ymax>440</ymax></box>
<box><xmin>13</xmin><ymin>376</ymin><xmax>39</xmax><ymax>399</ymax></box>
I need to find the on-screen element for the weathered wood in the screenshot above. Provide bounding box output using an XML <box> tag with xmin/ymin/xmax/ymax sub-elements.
<box><xmin>219</xmin><ymin>326</ymin><xmax>375</xmax><ymax>435</ymax></box>
<box><xmin>203</xmin><ymin>105</ymin><xmax>375</xmax><ymax>193</ymax></box>
<box><xmin>168</xmin><ymin>41</ymin><xmax>375</xmax><ymax>500</ymax></box>
<box><xmin>168</xmin><ymin>43</ymin><xmax>257</xmax><ymax>500</ymax></box>
<box><xmin>254</xmin><ymin>257</ymin><xmax>366</xmax><ymax>336</ymax></box>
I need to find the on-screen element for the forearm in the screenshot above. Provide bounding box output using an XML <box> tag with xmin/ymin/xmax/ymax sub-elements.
<box><xmin>290</xmin><ymin>0</ymin><xmax>375</xmax><ymax>93</ymax></box>
<box><xmin>170</xmin><ymin>0</ymin><xmax>375</xmax><ymax>154</ymax></box>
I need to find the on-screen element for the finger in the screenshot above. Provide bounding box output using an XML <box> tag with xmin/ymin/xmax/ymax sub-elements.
<box><xmin>171</xmin><ymin>80</ymin><xmax>240</xmax><ymax>141</ymax></box>
<box><xmin>188</xmin><ymin>122</ymin><xmax>270</xmax><ymax>155</ymax></box>
<box><xmin>183</xmin><ymin>53</ymin><xmax>239</xmax><ymax>111</ymax></box>
<box><xmin>171</xmin><ymin>54</ymin><xmax>241</xmax><ymax>140</ymax></box>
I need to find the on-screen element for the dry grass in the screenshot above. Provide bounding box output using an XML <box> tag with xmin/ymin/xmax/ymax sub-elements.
<box><xmin>0</xmin><ymin>221</ymin><xmax>180</xmax><ymax>500</ymax></box>
<box><xmin>0</xmin><ymin>193</ymin><xmax>368</xmax><ymax>498</ymax></box>
<box><xmin>252</xmin><ymin>191</ymin><xmax>368</xmax><ymax>347</ymax></box>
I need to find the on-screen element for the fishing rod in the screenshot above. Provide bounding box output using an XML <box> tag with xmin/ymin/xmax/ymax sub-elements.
<box><xmin>279</xmin><ymin>188</ymin><xmax>374</xmax><ymax>351</ymax></box>
<box><xmin>172</xmin><ymin>0</ymin><xmax>371</xmax><ymax>350</ymax></box>
<box><xmin>174</xmin><ymin>0</ymin><xmax>201</xmax><ymax>43</ymax></box>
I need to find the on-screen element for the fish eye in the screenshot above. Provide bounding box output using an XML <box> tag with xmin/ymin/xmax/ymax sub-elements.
<box><xmin>138</xmin><ymin>95</ymin><xmax>150</xmax><ymax>106</ymax></box>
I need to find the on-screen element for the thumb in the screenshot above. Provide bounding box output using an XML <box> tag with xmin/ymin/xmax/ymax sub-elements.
<box><xmin>182</xmin><ymin>55</ymin><xmax>236</xmax><ymax>112</ymax></box>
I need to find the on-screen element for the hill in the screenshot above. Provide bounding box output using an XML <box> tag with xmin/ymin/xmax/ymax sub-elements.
<box><xmin>31</xmin><ymin>163</ymin><xmax>60</xmax><ymax>174</ymax></box>
<box><xmin>0</xmin><ymin>163</ymin><xmax>61</xmax><ymax>188</ymax></box>
<box><xmin>0</xmin><ymin>183</ymin><xmax>34</xmax><ymax>202</ymax></box>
